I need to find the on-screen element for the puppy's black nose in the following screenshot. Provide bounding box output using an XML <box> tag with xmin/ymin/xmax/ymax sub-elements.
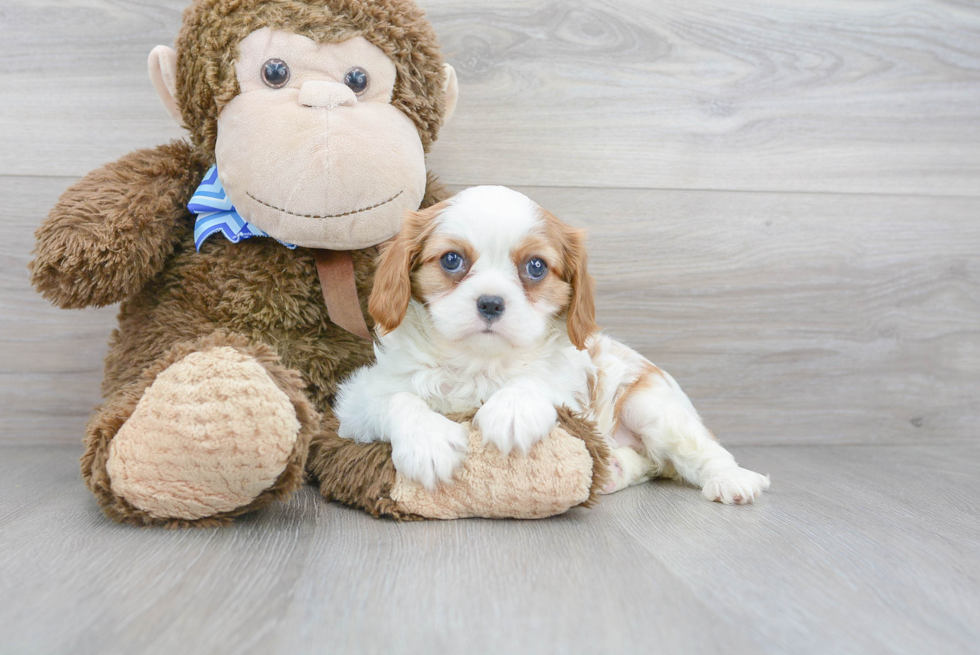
<box><xmin>477</xmin><ymin>295</ymin><xmax>505</xmax><ymax>321</ymax></box>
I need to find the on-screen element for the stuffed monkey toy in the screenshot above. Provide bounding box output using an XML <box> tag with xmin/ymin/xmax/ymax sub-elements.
<box><xmin>29</xmin><ymin>0</ymin><xmax>609</xmax><ymax>527</ymax></box>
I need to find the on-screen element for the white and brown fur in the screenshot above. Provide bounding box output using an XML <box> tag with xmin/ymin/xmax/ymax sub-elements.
<box><xmin>335</xmin><ymin>186</ymin><xmax>770</xmax><ymax>503</ymax></box>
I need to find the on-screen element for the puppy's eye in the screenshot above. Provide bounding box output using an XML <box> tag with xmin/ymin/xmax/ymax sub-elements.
<box><xmin>440</xmin><ymin>252</ymin><xmax>464</xmax><ymax>273</ymax></box>
<box><xmin>344</xmin><ymin>67</ymin><xmax>369</xmax><ymax>95</ymax></box>
<box><xmin>525</xmin><ymin>258</ymin><xmax>548</xmax><ymax>281</ymax></box>
<box><xmin>261</xmin><ymin>59</ymin><xmax>290</xmax><ymax>88</ymax></box>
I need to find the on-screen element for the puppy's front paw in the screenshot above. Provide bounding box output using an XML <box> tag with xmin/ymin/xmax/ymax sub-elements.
<box><xmin>702</xmin><ymin>467</ymin><xmax>771</xmax><ymax>505</ymax></box>
<box><xmin>391</xmin><ymin>414</ymin><xmax>469</xmax><ymax>491</ymax></box>
<box><xmin>474</xmin><ymin>387</ymin><xmax>558</xmax><ymax>456</ymax></box>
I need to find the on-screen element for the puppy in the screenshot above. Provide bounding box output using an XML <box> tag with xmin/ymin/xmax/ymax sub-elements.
<box><xmin>335</xmin><ymin>186</ymin><xmax>770</xmax><ymax>504</ymax></box>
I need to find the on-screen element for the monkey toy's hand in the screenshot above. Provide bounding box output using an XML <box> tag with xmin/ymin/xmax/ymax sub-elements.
<box><xmin>29</xmin><ymin>142</ymin><xmax>207</xmax><ymax>309</ymax></box>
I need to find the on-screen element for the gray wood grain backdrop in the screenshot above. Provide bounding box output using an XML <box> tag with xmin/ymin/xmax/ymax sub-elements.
<box><xmin>1</xmin><ymin>0</ymin><xmax>978</xmax><ymax>446</ymax></box>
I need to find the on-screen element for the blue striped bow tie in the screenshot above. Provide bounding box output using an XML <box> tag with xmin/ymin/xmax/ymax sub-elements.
<box><xmin>187</xmin><ymin>165</ymin><xmax>296</xmax><ymax>251</ymax></box>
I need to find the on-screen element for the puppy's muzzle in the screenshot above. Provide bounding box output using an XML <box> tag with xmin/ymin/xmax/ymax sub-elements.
<box><xmin>477</xmin><ymin>295</ymin><xmax>505</xmax><ymax>322</ymax></box>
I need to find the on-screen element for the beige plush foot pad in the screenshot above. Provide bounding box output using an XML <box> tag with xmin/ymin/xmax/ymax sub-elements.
<box><xmin>390</xmin><ymin>423</ymin><xmax>595</xmax><ymax>519</ymax></box>
<box><xmin>106</xmin><ymin>347</ymin><xmax>302</xmax><ymax>520</ymax></box>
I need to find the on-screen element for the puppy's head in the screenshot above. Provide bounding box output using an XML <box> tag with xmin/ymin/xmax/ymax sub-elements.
<box><xmin>369</xmin><ymin>186</ymin><xmax>597</xmax><ymax>350</ymax></box>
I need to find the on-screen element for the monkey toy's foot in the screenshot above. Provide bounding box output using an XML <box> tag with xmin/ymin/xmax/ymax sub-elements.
<box><xmin>309</xmin><ymin>407</ymin><xmax>611</xmax><ymax>520</ymax></box>
<box><xmin>83</xmin><ymin>335</ymin><xmax>317</xmax><ymax>527</ymax></box>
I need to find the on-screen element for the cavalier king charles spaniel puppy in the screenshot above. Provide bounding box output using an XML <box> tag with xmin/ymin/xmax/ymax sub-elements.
<box><xmin>335</xmin><ymin>186</ymin><xmax>770</xmax><ymax>503</ymax></box>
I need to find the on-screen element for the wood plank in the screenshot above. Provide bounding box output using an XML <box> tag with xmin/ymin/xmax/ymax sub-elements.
<box><xmin>1</xmin><ymin>0</ymin><xmax>979</xmax><ymax>195</ymax></box>
<box><xmin>607</xmin><ymin>444</ymin><xmax>980</xmax><ymax>655</ymax></box>
<box><xmin>0</xmin><ymin>443</ymin><xmax>977</xmax><ymax>654</ymax></box>
<box><xmin>0</xmin><ymin>0</ymin><xmax>187</xmax><ymax>175</ymax></box>
<box><xmin>430</xmin><ymin>0</ymin><xmax>980</xmax><ymax>196</ymax></box>
<box><xmin>4</xmin><ymin>177</ymin><xmax>979</xmax><ymax>445</ymax></box>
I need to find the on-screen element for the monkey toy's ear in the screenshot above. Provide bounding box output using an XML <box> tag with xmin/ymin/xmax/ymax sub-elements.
<box><xmin>148</xmin><ymin>45</ymin><xmax>183</xmax><ymax>126</ymax></box>
<box><xmin>442</xmin><ymin>63</ymin><xmax>459</xmax><ymax>124</ymax></box>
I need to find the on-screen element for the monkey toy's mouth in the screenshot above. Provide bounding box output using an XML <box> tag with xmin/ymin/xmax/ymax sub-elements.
<box><xmin>245</xmin><ymin>190</ymin><xmax>404</xmax><ymax>220</ymax></box>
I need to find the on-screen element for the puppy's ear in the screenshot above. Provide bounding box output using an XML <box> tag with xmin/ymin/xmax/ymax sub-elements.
<box><xmin>544</xmin><ymin>210</ymin><xmax>598</xmax><ymax>350</ymax></box>
<box><xmin>564</xmin><ymin>226</ymin><xmax>598</xmax><ymax>350</ymax></box>
<box><xmin>369</xmin><ymin>203</ymin><xmax>444</xmax><ymax>334</ymax></box>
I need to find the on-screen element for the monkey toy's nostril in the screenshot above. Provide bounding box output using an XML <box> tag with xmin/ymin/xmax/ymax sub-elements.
<box><xmin>477</xmin><ymin>295</ymin><xmax>505</xmax><ymax>321</ymax></box>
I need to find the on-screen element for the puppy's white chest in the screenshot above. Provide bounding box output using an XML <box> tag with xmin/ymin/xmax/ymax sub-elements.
<box><xmin>412</xmin><ymin>366</ymin><xmax>510</xmax><ymax>414</ymax></box>
<box><xmin>410</xmin><ymin>346</ymin><xmax>592</xmax><ymax>416</ymax></box>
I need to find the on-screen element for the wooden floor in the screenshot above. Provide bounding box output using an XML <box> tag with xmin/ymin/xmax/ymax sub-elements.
<box><xmin>2</xmin><ymin>0</ymin><xmax>979</xmax><ymax>653</ymax></box>
<box><xmin>1</xmin><ymin>443</ymin><xmax>978</xmax><ymax>655</ymax></box>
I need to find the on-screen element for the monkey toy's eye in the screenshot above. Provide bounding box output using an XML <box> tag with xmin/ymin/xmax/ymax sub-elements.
<box><xmin>525</xmin><ymin>258</ymin><xmax>548</xmax><ymax>281</ymax></box>
<box><xmin>261</xmin><ymin>59</ymin><xmax>290</xmax><ymax>88</ymax></box>
<box><xmin>440</xmin><ymin>252</ymin><xmax>464</xmax><ymax>273</ymax></box>
<box><xmin>344</xmin><ymin>67</ymin><xmax>369</xmax><ymax>95</ymax></box>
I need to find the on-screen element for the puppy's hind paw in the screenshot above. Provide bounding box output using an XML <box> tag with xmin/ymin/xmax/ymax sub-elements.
<box><xmin>601</xmin><ymin>447</ymin><xmax>652</xmax><ymax>495</ymax></box>
<box><xmin>702</xmin><ymin>467</ymin><xmax>770</xmax><ymax>505</ymax></box>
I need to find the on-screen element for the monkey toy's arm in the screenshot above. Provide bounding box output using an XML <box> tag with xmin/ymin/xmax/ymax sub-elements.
<box><xmin>29</xmin><ymin>140</ymin><xmax>207</xmax><ymax>309</ymax></box>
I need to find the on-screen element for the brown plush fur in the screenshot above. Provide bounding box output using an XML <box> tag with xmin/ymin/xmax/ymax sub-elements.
<box><xmin>554</xmin><ymin>407</ymin><xmax>611</xmax><ymax>508</ymax></box>
<box><xmin>29</xmin><ymin>141</ymin><xmax>208</xmax><ymax>309</ymax></box>
<box><xmin>176</xmin><ymin>0</ymin><xmax>449</xmax><ymax>158</ymax></box>
<box><xmin>98</xmin><ymin>225</ymin><xmax>380</xmax><ymax>403</ymax></box>
<box><xmin>307</xmin><ymin>407</ymin><xmax>422</xmax><ymax>520</ymax></box>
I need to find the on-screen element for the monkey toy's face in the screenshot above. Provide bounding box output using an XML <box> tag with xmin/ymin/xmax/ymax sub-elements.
<box><xmin>150</xmin><ymin>26</ymin><xmax>458</xmax><ymax>250</ymax></box>
<box><xmin>217</xmin><ymin>28</ymin><xmax>426</xmax><ymax>249</ymax></box>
